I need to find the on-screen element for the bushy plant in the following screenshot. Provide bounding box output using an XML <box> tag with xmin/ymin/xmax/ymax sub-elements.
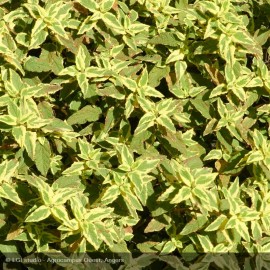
<box><xmin>0</xmin><ymin>0</ymin><xmax>270</xmax><ymax>268</ymax></box>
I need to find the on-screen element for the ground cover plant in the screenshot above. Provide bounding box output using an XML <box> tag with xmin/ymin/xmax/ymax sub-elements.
<box><xmin>0</xmin><ymin>0</ymin><xmax>270</xmax><ymax>269</ymax></box>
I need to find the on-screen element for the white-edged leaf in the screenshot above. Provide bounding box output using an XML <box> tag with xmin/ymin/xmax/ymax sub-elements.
<box><xmin>198</xmin><ymin>234</ymin><xmax>213</xmax><ymax>252</ymax></box>
<box><xmin>170</xmin><ymin>186</ymin><xmax>191</xmax><ymax>204</ymax></box>
<box><xmin>82</xmin><ymin>223</ymin><xmax>101</xmax><ymax>249</ymax></box>
<box><xmin>205</xmin><ymin>215</ymin><xmax>227</xmax><ymax>231</ymax></box>
<box><xmin>204</xmin><ymin>149</ymin><xmax>222</xmax><ymax>160</ymax></box>
<box><xmin>156</xmin><ymin>115</ymin><xmax>176</xmax><ymax>132</ymax></box>
<box><xmin>0</xmin><ymin>183</ymin><xmax>23</xmax><ymax>205</ymax></box>
<box><xmin>25</xmin><ymin>205</ymin><xmax>51</xmax><ymax>222</ymax></box>
<box><xmin>100</xmin><ymin>186</ymin><xmax>120</xmax><ymax>205</ymax></box>
<box><xmin>86</xmin><ymin>207</ymin><xmax>114</xmax><ymax>222</ymax></box>
<box><xmin>76</xmin><ymin>45</ymin><xmax>91</xmax><ymax>71</ymax></box>
<box><xmin>134</xmin><ymin>112</ymin><xmax>155</xmax><ymax>135</ymax></box>
<box><xmin>102</xmin><ymin>13</ymin><xmax>125</xmax><ymax>34</ymax></box>
<box><xmin>62</xmin><ymin>162</ymin><xmax>85</xmax><ymax>175</ymax></box>
<box><xmin>161</xmin><ymin>241</ymin><xmax>176</xmax><ymax>253</ymax></box>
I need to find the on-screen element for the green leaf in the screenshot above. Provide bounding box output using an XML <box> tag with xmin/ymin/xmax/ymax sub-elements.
<box><xmin>251</xmin><ymin>221</ymin><xmax>262</xmax><ymax>240</ymax></box>
<box><xmin>210</xmin><ymin>84</ymin><xmax>227</xmax><ymax>98</ymax></box>
<box><xmin>247</xmin><ymin>151</ymin><xmax>264</xmax><ymax>163</ymax></box>
<box><xmin>0</xmin><ymin>115</ymin><xmax>17</xmax><ymax>126</ymax></box>
<box><xmin>94</xmin><ymin>222</ymin><xmax>115</xmax><ymax>247</ymax></box>
<box><xmin>180</xmin><ymin>215</ymin><xmax>208</xmax><ymax>235</ymax></box>
<box><xmin>156</xmin><ymin>99</ymin><xmax>177</xmax><ymax>115</ymax></box>
<box><xmin>58</xmin><ymin>65</ymin><xmax>78</xmax><ymax>76</ymax></box>
<box><xmin>134</xmin><ymin>112</ymin><xmax>155</xmax><ymax>135</ymax></box>
<box><xmin>231</xmin><ymin>87</ymin><xmax>246</xmax><ymax>102</ymax></box>
<box><xmin>192</xmin><ymin>187</ymin><xmax>209</xmax><ymax>203</ymax></box>
<box><xmin>144</xmin><ymin>218</ymin><xmax>167</xmax><ymax>233</ymax></box>
<box><xmin>100</xmin><ymin>186</ymin><xmax>120</xmax><ymax>205</ymax></box>
<box><xmin>205</xmin><ymin>215</ymin><xmax>227</xmax><ymax>231</ymax></box>
<box><xmin>156</xmin><ymin>115</ymin><xmax>176</xmax><ymax>133</ymax></box>
<box><xmin>101</xmin><ymin>0</ymin><xmax>115</xmax><ymax>13</ymax></box>
<box><xmin>228</xmin><ymin>178</ymin><xmax>240</xmax><ymax>198</ymax></box>
<box><xmin>25</xmin><ymin>205</ymin><xmax>51</xmax><ymax>222</ymax></box>
<box><xmin>0</xmin><ymin>160</ymin><xmax>18</xmax><ymax>181</ymax></box>
<box><xmin>62</xmin><ymin>162</ymin><xmax>85</xmax><ymax>175</ymax></box>
<box><xmin>138</xmin><ymin>68</ymin><xmax>148</xmax><ymax>88</ymax></box>
<box><xmin>199</xmin><ymin>1</ymin><xmax>219</xmax><ymax>14</ymax></box>
<box><xmin>76</xmin><ymin>44</ymin><xmax>91</xmax><ymax>71</ymax></box>
<box><xmin>77</xmin><ymin>73</ymin><xmax>96</xmax><ymax>98</ymax></box>
<box><xmin>78</xmin><ymin>0</ymin><xmax>98</xmax><ymax>12</ymax></box>
<box><xmin>50</xmin><ymin>205</ymin><xmax>71</xmax><ymax>225</ymax></box>
<box><xmin>102</xmin><ymin>13</ymin><xmax>125</xmax><ymax>34</ymax></box>
<box><xmin>232</xmin><ymin>31</ymin><xmax>255</xmax><ymax>46</ymax></box>
<box><xmin>118</xmin><ymin>144</ymin><xmax>134</xmax><ymax>167</ymax></box>
<box><xmin>132</xmin><ymin>159</ymin><xmax>159</xmax><ymax>173</ymax></box>
<box><xmin>48</xmin><ymin>20</ymin><xmax>68</xmax><ymax>39</ymax></box>
<box><xmin>0</xmin><ymin>183</ymin><xmax>23</xmax><ymax>205</ymax></box>
<box><xmin>0</xmin><ymin>242</ymin><xmax>20</xmax><ymax>256</ymax></box>
<box><xmin>86</xmin><ymin>207</ymin><xmax>114</xmax><ymax>222</ymax></box>
<box><xmin>149</xmin><ymin>32</ymin><xmax>182</xmax><ymax>47</ymax></box>
<box><xmin>128</xmin><ymin>172</ymin><xmax>144</xmax><ymax>192</ymax></box>
<box><xmin>144</xmin><ymin>86</ymin><xmax>164</xmax><ymax>98</ymax></box>
<box><xmin>24</xmin><ymin>56</ymin><xmax>48</xmax><ymax>73</ymax></box>
<box><xmin>175</xmin><ymin>61</ymin><xmax>187</xmax><ymax>82</ymax></box>
<box><xmin>170</xmin><ymin>186</ymin><xmax>191</xmax><ymax>204</ymax></box>
<box><xmin>82</xmin><ymin>223</ymin><xmax>101</xmax><ymax>249</ymax></box>
<box><xmin>137</xmin><ymin>96</ymin><xmax>155</xmax><ymax>112</ymax></box>
<box><xmin>26</xmin><ymin>176</ymin><xmax>54</xmax><ymax>205</ymax></box>
<box><xmin>24</xmin><ymin>46</ymin><xmax>64</xmax><ymax>75</ymax></box>
<box><xmin>30</xmin><ymin>18</ymin><xmax>47</xmax><ymax>49</ymax></box>
<box><xmin>12</xmin><ymin>126</ymin><xmax>26</xmax><ymax>147</ymax></box>
<box><xmin>177</xmin><ymin>166</ymin><xmax>193</xmax><ymax>187</ymax></box>
<box><xmin>25</xmin><ymin>131</ymin><xmax>37</xmax><ymax>160</ymax></box>
<box><xmin>245</xmin><ymin>77</ymin><xmax>263</xmax><ymax>88</ymax></box>
<box><xmin>35</xmin><ymin>139</ymin><xmax>51</xmax><ymax>176</ymax></box>
<box><xmin>195</xmin><ymin>173</ymin><xmax>218</xmax><ymax>187</ymax></box>
<box><xmin>204</xmin><ymin>149</ymin><xmax>222</xmax><ymax>160</ymax></box>
<box><xmin>53</xmin><ymin>188</ymin><xmax>76</xmax><ymax>205</ymax></box>
<box><xmin>161</xmin><ymin>241</ymin><xmax>176</xmax><ymax>253</ymax></box>
<box><xmin>120</xmin><ymin>76</ymin><xmax>137</xmax><ymax>92</ymax></box>
<box><xmin>166</xmin><ymin>49</ymin><xmax>184</xmax><ymax>64</ymax></box>
<box><xmin>122</xmin><ymin>186</ymin><xmax>143</xmax><ymax>211</ymax></box>
<box><xmin>191</xmin><ymin>99</ymin><xmax>212</xmax><ymax>119</ymax></box>
<box><xmin>70</xmin><ymin>196</ymin><xmax>86</xmax><ymax>221</ymax></box>
<box><xmin>67</xmin><ymin>106</ymin><xmax>102</xmax><ymax>125</ymax></box>
<box><xmin>235</xmin><ymin>220</ymin><xmax>250</xmax><ymax>242</ymax></box>
<box><xmin>198</xmin><ymin>235</ymin><xmax>213</xmax><ymax>252</ymax></box>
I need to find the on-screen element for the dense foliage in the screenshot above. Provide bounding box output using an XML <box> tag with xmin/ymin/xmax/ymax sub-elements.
<box><xmin>0</xmin><ymin>0</ymin><xmax>270</xmax><ymax>268</ymax></box>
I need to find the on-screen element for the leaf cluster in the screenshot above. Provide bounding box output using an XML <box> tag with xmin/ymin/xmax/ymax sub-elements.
<box><xmin>0</xmin><ymin>0</ymin><xmax>270</xmax><ymax>268</ymax></box>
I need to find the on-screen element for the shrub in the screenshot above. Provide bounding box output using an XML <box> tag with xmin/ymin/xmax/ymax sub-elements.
<box><xmin>0</xmin><ymin>0</ymin><xmax>270</xmax><ymax>268</ymax></box>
